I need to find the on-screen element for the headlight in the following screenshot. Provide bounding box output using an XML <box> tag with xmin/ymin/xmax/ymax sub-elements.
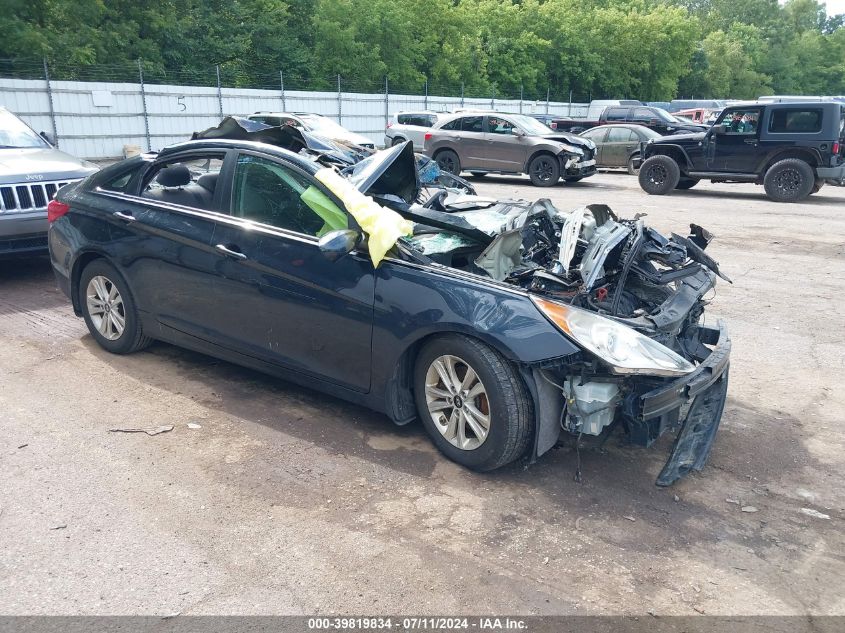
<box><xmin>558</xmin><ymin>143</ymin><xmax>584</xmax><ymax>156</ymax></box>
<box><xmin>531</xmin><ymin>296</ymin><xmax>695</xmax><ymax>377</ymax></box>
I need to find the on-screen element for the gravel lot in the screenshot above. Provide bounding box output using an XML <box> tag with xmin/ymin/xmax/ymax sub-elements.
<box><xmin>1</xmin><ymin>171</ymin><xmax>843</xmax><ymax>616</ymax></box>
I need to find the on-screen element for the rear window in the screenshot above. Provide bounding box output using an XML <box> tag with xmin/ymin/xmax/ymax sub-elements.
<box><xmin>440</xmin><ymin>119</ymin><xmax>459</xmax><ymax>131</ymax></box>
<box><xmin>768</xmin><ymin>109</ymin><xmax>823</xmax><ymax>133</ymax></box>
<box><xmin>460</xmin><ymin>116</ymin><xmax>483</xmax><ymax>133</ymax></box>
<box><xmin>398</xmin><ymin>113</ymin><xmax>435</xmax><ymax>127</ymax></box>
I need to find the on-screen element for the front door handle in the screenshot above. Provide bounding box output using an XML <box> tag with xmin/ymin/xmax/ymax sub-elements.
<box><xmin>215</xmin><ymin>244</ymin><xmax>248</xmax><ymax>260</ymax></box>
<box><xmin>113</xmin><ymin>211</ymin><xmax>136</xmax><ymax>222</ymax></box>
<box><xmin>743</xmin><ymin>138</ymin><xmax>758</xmax><ymax>146</ymax></box>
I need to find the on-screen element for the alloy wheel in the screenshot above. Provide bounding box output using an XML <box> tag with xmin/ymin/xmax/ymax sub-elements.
<box><xmin>774</xmin><ymin>168</ymin><xmax>801</xmax><ymax>194</ymax></box>
<box><xmin>646</xmin><ymin>163</ymin><xmax>667</xmax><ymax>186</ymax></box>
<box><xmin>424</xmin><ymin>354</ymin><xmax>490</xmax><ymax>451</ymax></box>
<box><xmin>86</xmin><ymin>275</ymin><xmax>126</xmax><ymax>341</ymax></box>
<box><xmin>531</xmin><ymin>157</ymin><xmax>555</xmax><ymax>183</ymax></box>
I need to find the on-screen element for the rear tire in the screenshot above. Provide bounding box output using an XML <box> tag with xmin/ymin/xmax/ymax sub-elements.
<box><xmin>391</xmin><ymin>137</ymin><xmax>406</xmax><ymax>147</ymax></box>
<box><xmin>676</xmin><ymin>178</ymin><xmax>699</xmax><ymax>190</ymax></box>
<box><xmin>414</xmin><ymin>335</ymin><xmax>534</xmax><ymax>471</ymax></box>
<box><xmin>435</xmin><ymin>149</ymin><xmax>461</xmax><ymax>175</ymax></box>
<box><xmin>763</xmin><ymin>158</ymin><xmax>814</xmax><ymax>202</ymax></box>
<box><xmin>79</xmin><ymin>259</ymin><xmax>152</xmax><ymax>355</ymax></box>
<box><xmin>639</xmin><ymin>155</ymin><xmax>680</xmax><ymax>195</ymax></box>
<box><xmin>810</xmin><ymin>180</ymin><xmax>824</xmax><ymax>194</ymax></box>
<box><xmin>564</xmin><ymin>176</ymin><xmax>583</xmax><ymax>183</ymax></box>
<box><xmin>528</xmin><ymin>154</ymin><xmax>560</xmax><ymax>187</ymax></box>
<box><xmin>468</xmin><ymin>171</ymin><xmax>488</xmax><ymax>179</ymax></box>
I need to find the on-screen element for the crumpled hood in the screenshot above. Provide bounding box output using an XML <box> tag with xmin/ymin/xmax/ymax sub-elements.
<box><xmin>0</xmin><ymin>148</ymin><xmax>98</xmax><ymax>185</ymax></box>
<box><xmin>542</xmin><ymin>134</ymin><xmax>593</xmax><ymax>150</ymax></box>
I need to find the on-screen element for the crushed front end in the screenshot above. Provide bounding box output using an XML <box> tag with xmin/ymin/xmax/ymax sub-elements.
<box><xmin>397</xmin><ymin>197</ymin><xmax>731</xmax><ymax>485</ymax></box>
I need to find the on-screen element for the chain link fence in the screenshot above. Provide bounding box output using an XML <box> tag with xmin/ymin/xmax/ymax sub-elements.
<box><xmin>0</xmin><ymin>58</ymin><xmax>590</xmax><ymax>159</ymax></box>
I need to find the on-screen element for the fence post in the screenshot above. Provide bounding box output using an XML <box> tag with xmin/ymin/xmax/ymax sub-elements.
<box><xmin>280</xmin><ymin>71</ymin><xmax>286</xmax><ymax>111</ymax></box>
<box><xmin>337</xmin><ymin>74</ymin><xmax>342</xmax><ymax>124</ymax></box>
<box><xmin>215</xmin><ymin>65</ymin><xmax>223</xmax><ymax>117</ymax></box>
<box><xmin>424</xmin><ymin>78</ymin><xmax>428</xmax><ymax>111</ymax></box>
<box><xmin>42</xmin><ymin>58</ymin><xmax>58</xmax><ymax>148</ymax></box>
<box><xmin>460</xmin><ymin>82</ymin><xmax>464</xmax><ymax>109</ymax></box>
<box><xmin>519</xmin><ymin>83</ymin><xmax>523</xmax><ymax>114</ymax></box>
<box><xmin>490</xmin><ymin>87</ymin><xmax>495</xmax><ymax>111</ymax></box>
<box><xmin>546</xmin><ymin>85</ymin><xmax>550</xmax><ymax>115</ymax></box>
<box><xmin>568</xmin><ymin>90</ymin><xmax>573</xmax><ymax>116</ymax></box>
<box><xmin>137</xmin><ymin>59</ymin><xmax>151</xmax><ymax>152</ymax></box>
<box><xmin>384</xmin><ymin>76</ymin><xmax>389</xmax><ymax>133</ymax></box>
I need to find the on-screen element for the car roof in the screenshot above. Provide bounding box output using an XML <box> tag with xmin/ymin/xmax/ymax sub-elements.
<box><xmin>157</xmin><ymin>138</ymin><xmax>320</xmax><ymax>174</ymax></box>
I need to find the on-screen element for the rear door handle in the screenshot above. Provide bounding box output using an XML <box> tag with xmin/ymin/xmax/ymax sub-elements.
<box><xmin>113</xmin><ymin>211</ymin><xmax>136</xmax><ymax>222</ymax></box>
<box><xmin>215</xmin><ymin>243</ymin><xmax>248</xmax><ymax>260</ymax></box>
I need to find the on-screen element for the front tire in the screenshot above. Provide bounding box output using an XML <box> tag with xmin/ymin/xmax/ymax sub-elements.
<box><xmin>468</xmin><ymin>171</ymin><xmax>488</xmax><ymax>179</ymax></box>
<box><xmin>435</xmin><ymin>149</ymin><xmax>461</xmax><ymax>175</ymax></box>
<box><xmin>564</xmin><ymin>176</ymin><xmax>583</xmax><ymax>183</ymax></box>
<box><xmin>528</xmin><ymin>154</ymin><xmax>560</xmax><ymax>187</ymax></box>
<box><xmin>79</xmin><ymin>259</ymin><xmax>152</xmax><ymax>354</ymax></box>
<box><xmin>627</xmin><ymin>154</ymin><xmax>640</xmax><ymax>175</ymax></box>
<box><xmin>639</xmin><ymin>155</ymin><xmax>680</xmax><ymax>195</ymax></box>
<box><xmin>414</xmin><ymin>335</ymin><xmax>534</xmax><ymax>471</ymax></box>
<box><xmin>763</xmin><ymin>158</ymin><xmax>814</xmax><ymax>202</ymax></box>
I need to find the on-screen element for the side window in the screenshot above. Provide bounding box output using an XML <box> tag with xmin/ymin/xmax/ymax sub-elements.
<box><xmin>722</xmin><ymin>109</ymin><xmax>761</xmax><ymax>135</ymax></box>
<box><xmin>582</xmin><ymin>128</ymin><xmax>608</xmax><ymax>143</ymax></box>
<box><xmin>632</xmin><ymin>108</ymin><xmax>654</xmax><ymax>123</ymax></box>
<box><xmin>460</xmin><ymin>116</ymin><xmax>483</xmax><ymax>133</ymax></box>
<box><xmin>440</xmin><ymin>119</ymin><xmax>459</xmax><ymax>131</ymax></box>
<box><xmin>424</xmin><ymin>115</ymin><xmax>437</xmax><ymax>127</ymax></box>
<box><xmin>141</xmin><ymin>155</ymin><xmax>224</xmax><ymax>211</ymax></box>
<box><xmin>487</xmin><ymin>116</ymin><xmax>516</xmax><ymax>134</ymax></box>
<box><xmin>231</xmin><ymin>154</ymin><xmax>347</xmax><ymax>237</ymax></box>
<box><xmin>768</xmin><ymin>109</ymin><xmax>823</xmax><ymax>133</ymax></box>
<box><xmin>100</xmin><ymin>170</ymin><xmax>134</xmax><ymax>193</ymax></box>
<box><xmin>606</xmin><ymin>127</ymin><xmax>632</xmax><ymax>143</ymax></box>
<box><xmin>605</xmin><ymin>108</ymin><xmax>627</xmax><ymax>122</ymax></box>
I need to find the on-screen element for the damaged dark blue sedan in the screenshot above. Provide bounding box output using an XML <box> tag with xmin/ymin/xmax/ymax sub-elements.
<box><xmin>47</xmin><ymin>118</ymin><xmax>730</xmax><ymax>485</ymax></box>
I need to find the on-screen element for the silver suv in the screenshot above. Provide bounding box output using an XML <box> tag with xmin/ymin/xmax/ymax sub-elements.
<box><xmin>423</xmin><ymin>111</ymin><xmax>596</xmax><ymax>186</ymax></box>
<box><xmin>0</xmin><ymin>108</ymin><xmax>98</xmax><ymax>256</ymax></box>
<box><xmin>385</xmin><ymin>111</ymin><xmax>442</xmax><ymax>150</ymax></box>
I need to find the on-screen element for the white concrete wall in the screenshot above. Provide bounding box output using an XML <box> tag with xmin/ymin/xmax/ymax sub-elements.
<box><xmin>0</xmin><ymin>77</ymin><xmax>589</xmax><ymax>159</ymax></box>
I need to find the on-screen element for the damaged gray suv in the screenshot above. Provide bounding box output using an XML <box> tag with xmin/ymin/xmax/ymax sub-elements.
<box><xmin>423</xmin><ymin>111</ymin><xmax>597</xmax><ymax>186</ymax></box>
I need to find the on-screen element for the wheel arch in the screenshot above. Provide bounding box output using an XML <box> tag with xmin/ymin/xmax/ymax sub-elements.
<box><xmin>69</xmin><ymin>249</ymin><xmax>111</xmax><ymax>315</ymax></box>
<box><xmin>761</xmin><ymin>148</ymin><xmax>820</xmax><ymax>174</ymax></box>
<box><xmin>643</xmin><ymin>145</ymin><xmax>690</xmax><ymax>172</ymax></box>
<box><xmin>523</xmin><ymin>148</ymin><xmax>561</xmax><ymax>174</ymax></box>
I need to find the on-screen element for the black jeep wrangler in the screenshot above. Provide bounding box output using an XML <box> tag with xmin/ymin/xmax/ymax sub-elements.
<box><xmin>638</xmin><ymin>101</ymin><xmax>845</xmax><ymax>202</ymax></box>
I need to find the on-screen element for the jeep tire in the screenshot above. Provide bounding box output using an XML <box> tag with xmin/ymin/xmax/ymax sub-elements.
<box><xmin>639</xmin><ymin>155</ymin><xmax>681</xmax><ymax>195</ymax></box>
<box><xmin>763</xmin><ymin>158</ymin><xmax>815</xmax><ymax>202</ymax></box>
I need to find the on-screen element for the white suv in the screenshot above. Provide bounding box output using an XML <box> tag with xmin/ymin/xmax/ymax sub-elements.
<box><xmin>384</xmin><ymin>111</ymin><xmax>442</xmax><ymax>150</ymax></box>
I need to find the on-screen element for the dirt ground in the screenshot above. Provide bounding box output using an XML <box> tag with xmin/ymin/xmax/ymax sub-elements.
<box><xmin>1</xmin><ymin>171</ymin><xmax>843</xmax><ymax>616</ymax></box>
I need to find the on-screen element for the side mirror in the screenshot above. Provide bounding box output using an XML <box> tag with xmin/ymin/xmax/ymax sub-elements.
<box><xmin>40</xmin><ymin>131</ymin><xmax>56</xmax><ymax>145</ymax></box>
<box><xmin>712</xmin><ymin>124</ymin><xmax>727</xmax><ymax>135</ymax></box>
<box><xmin>513</xmin><ymin>128</ymin><xmax>525</xmax><ymax>137</ymax></box>
<box><xmin>318</xmin><ymin>229</ymin><xmax>361</xmax><ymax>262</ymax></box>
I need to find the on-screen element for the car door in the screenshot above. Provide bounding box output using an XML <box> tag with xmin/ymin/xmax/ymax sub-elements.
<box><xmin>580</xmin><ymin>127</ymin><xmax>608</xmax><ymax>164</ymax></box>
<box><xmin>482</xmin><ymin>115</ymin><xmax>526</xmax><ymax>172</ymax></box>
<box><xmin>207</xmin><ymin>150</ymin><xmax>375</xmax><ymax>392</ymax></box>
<box><xmin>602</xmin><ymin>127</ymin><xmax>637</xmax><ymax>167</ymax></box>
<box><xmin>453</xmin><ymin>115</ymin><xmax>488</xmax><ymax>170</ymax></box>
<box><xmin>104</xmin><ymin>151</ymin><xmax>234</xmax><ymax>341</ymax></box>
<box><xmin>711</xmin><ymin>107</ymin><xmax>762</xmax><ymax>172</ymax></box>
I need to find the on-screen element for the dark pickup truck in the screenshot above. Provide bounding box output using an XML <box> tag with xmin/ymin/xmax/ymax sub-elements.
<box><xmin>638</xmin><ymin>101</ymin><xmax>845</xmax><ymax>202</ymax></box>
<box><xmin>551</xmin><ymin>106</ymin><xmax>708</xmax><ymax>135</ymax></box>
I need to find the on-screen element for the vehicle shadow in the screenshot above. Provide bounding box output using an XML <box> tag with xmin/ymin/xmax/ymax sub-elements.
<box><xmin>0</xmin><ymin>256</ymin><xmax>71</xmax><ymax>315</ymax></box>
<box><xmin>82</xmin><ymin>334</ymin><xmax>824</xmax><ymax>538</ymax></box>
<box><xmin>672</xmin><ymin>188</ymin><xmax>843</xmax><ymax>204</ymax></box>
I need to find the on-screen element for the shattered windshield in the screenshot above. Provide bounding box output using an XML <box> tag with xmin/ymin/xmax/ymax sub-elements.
<box><xmin>0</xmin><ymin>110</ymin><xmax>49</xmax><ymax>148</ymax></box>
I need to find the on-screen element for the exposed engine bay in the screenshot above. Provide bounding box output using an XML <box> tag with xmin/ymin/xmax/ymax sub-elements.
<box><xmin>389</xmin><ymin>194</ymin><xmax>732</xmax><ymax>485</ymax></box>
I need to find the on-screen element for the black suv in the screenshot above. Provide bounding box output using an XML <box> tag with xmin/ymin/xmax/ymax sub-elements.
<box><xmin>638</xmin><ymin>102</ymin><xmax>845</xmax><ymax>202</ymax></box>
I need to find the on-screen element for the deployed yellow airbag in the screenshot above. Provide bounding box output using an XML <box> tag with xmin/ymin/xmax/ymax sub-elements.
<box><xmin>315</xmin><ymin>168</ymin><xmax>414</xmax><ymax>267</ymax></box>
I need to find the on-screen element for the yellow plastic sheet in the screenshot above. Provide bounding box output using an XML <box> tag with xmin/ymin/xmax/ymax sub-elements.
<box><xmin>315</xmin><ymin>168</ymin><xmax>414</xmax><ymax>267</ymax></box>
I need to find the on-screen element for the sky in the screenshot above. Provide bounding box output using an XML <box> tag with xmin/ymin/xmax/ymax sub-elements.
<box><xmin>821</xmin><ymin>0</ymin><xmax>845</xmax><ymax>14</ymax></box>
